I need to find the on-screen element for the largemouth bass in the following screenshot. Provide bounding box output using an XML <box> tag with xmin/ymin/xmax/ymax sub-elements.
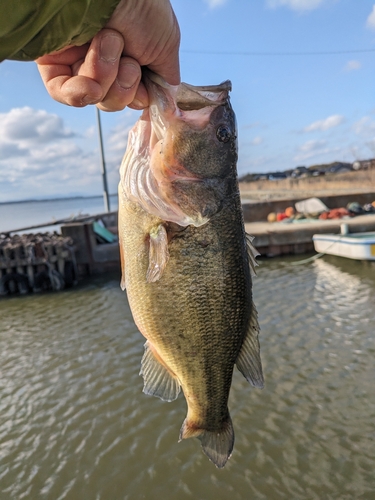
<box><xmin>118</xmin><ymin>71</ymin><xmax>263</xmax><ymax>468</ymax></box>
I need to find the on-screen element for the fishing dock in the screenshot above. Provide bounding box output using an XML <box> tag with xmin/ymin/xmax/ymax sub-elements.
<box><xmin>245</xmin><ymin>214</ymin><xmax>375</xmax><ymax>257</ymax></box>
<box><xmin>2</xmin><ymin>189</ymin><xmax>375</xmax><ymax>296</ymax></box>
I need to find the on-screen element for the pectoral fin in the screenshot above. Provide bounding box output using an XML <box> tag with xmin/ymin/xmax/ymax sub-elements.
<box><xmin>245</xmin><ymin>233</ymin><xmax>260</xmax><ymax>277</ymax></box>
<box><xmin>140</xmin><ymin>341</ymin><xmax>180</xmax><ymax>402</ymax></box>
<box><xmin>146</xmin><ymin>224</ymin><xmax>169</xmax><ymax>282</ymax></box>
<box><xmin>119</xmin><ymin>239</ymin><xmax>126</xmax><ymax>291</ymax></box>
<box><xmin>236</xmin><ymin>301</ymin><xmax>264</xmax><ymax>388</ymax></box>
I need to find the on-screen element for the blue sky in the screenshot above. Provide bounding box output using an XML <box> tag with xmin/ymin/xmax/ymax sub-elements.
<box><xmin>1</xmin><ymin>0</ymin><xmax>375</xmax><ymax>202</ymax></box>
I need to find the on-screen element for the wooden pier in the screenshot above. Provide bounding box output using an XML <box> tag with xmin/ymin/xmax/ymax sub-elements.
<box><xmin>0</xmin><ymin>232</ymin><xmax>77</xmax><ymax>296</ymax></box>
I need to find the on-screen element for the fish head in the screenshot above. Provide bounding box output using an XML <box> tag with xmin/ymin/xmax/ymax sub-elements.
<box><xmin>121</xmin><ymin>71</ymin><xmax>238</xmax><ymax>227</ymax></box>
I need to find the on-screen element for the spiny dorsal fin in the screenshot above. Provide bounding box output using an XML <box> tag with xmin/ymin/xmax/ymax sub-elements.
<box><xmin>146</xmin><ymin>224</ymin><xmax>169</xmax><ymax>283</ymax></box>
<box><xmin>236</xmin><ymin>300</ymin><xmax>264</xmax><ymax>388</ymax></box>
<box><xmin>245</xmin><ymin>233</ymin><xmax>260</xmax><ymax>277</ymax></box>
<box><xmin>140</xmin><ymin>341</ymin><xmax>180</xmax><ymax>402</ymax></box>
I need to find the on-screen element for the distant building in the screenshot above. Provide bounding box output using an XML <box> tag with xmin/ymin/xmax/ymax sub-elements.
<box><xmin>268</xmin><ymin>172</ymin><xmax>287</xmax><ymax>181</ymax></box>
<box><xmin>253</xmin><ymin>174</ymin><xmax>269</xmax><ymax>181</ymax></box>
<box><xmin>327</xmin><ymin>163</ymin><xmax>352</xmax><ymax>174</ymax></box>
<box><xmin>291</xmin><ymin>166</ymin><xmax>309</xmax><ymax>178</ymax></box>
<box><xmin>353</xmin><ymin>159</ymin><xmax>375</xmax><ymax>170</ymax></box>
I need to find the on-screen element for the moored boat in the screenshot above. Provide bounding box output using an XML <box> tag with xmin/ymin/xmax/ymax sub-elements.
<box><xmin>312</xmin><ymin>231</ymin><xmax>375</xmax><ymax>260</ymax></box>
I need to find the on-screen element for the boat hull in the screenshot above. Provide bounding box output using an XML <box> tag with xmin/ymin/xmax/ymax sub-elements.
<box><xmin>313</xmin><ymin>232</ymin><xmax>375</xmax><ymax>260</ymax></box>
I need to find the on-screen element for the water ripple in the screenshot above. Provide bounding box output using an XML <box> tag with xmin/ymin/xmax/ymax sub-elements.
<box><xmin>0</xmin><ymin>261</ymin><xmax>374</xmax><ymax>499</ymax></box>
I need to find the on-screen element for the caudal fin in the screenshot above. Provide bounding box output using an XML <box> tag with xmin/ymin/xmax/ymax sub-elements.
<box><xmin>179</xmin><ymin>416</ymin><xmax>234</xmax><ymax>468</ymax></box>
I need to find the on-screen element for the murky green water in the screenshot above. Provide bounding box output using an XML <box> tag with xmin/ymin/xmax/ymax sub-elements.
<box><xmin>0</xmin><ymin>256</ymin><xmax>374</xmax><ymax>499</ymax></box>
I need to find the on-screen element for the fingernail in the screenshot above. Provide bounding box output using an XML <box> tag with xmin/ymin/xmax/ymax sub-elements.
<box><xmin>131</xmin><ymin>98</ymin><xmax>147</xmax><ymax>109</ymax></box>
<box><xmin>81</xmin><ymin>95</ymin><xmax>98</xmax><ymax>105</ymax></box>
<box><xmin>117</xmin><ymin>63</ymin><xmax>140</xmax><ymax>90</ymax></box>
<box><xmin>99</xmin><ymin>35</ymin><xmax>122</xmax><ymax>63</ymax></box>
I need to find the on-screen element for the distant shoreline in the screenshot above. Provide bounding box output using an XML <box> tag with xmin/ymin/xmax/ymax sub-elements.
<box><xmin>0</xmin><ymin>194</ymin><xmax>118</xmax><ymax>205</ymax></box>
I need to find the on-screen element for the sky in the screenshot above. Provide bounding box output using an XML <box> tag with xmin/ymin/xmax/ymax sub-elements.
<box><xmin>1</xmin><ymin>0</ymin><xmax>375</xmax><ymax>202</ymax></box>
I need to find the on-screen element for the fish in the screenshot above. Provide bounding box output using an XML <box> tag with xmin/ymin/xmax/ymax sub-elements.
<box><xmin>118</xmin><ymin>71</ymin><xmax>264</xmax><ymax>468</ymax></box>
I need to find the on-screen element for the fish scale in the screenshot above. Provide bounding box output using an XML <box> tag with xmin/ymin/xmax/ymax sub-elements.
<box><xmin>118</xmin><ymin>71</ymin><xmax>263</xmax><ymax>468</ymax></box>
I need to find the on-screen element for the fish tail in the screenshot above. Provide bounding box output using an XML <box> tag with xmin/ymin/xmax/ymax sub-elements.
<box><xmin>179</xmin><ymin>415</ymin><xmax>234</xmax><ymax>468</ymax></box>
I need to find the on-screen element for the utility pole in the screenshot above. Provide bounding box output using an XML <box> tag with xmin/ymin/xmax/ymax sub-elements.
<box><xmin>96</xmin><ymin>107</ymin><xmax>110</xmax><ymax>212</ymax></box>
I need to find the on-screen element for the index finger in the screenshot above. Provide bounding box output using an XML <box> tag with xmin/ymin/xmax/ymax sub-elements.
<box><xmin>37</xmin><ymin>45</ymin><xmax>105</xmax><ymax>106</ymax></box>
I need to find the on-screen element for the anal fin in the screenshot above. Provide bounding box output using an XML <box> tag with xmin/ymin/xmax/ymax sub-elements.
<box><xmin>146</xmin><ymin>224</ymin><xmax>169</xmax><ymax>283</ymax></box>
<box><xmin>140</xmin><ymin>341</ymin><xmax>180</xmax><ymax>402</ymax></box>
<box><xmin>236</xmin><ymin>300</ymin><xmax>264</xmax><ymax>388</ymax></box>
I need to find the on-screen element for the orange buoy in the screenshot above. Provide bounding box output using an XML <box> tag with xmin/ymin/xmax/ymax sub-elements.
<box><xmin>285</xmin><ymin>206</ymin><xmax>295</xmax><ymax>217</ymax></box>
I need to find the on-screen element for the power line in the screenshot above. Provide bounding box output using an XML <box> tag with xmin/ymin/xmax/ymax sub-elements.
<box><xmin>181</xmin><ymin>48</ymin><xmax>375</xmax><ymax>56</ymax></box>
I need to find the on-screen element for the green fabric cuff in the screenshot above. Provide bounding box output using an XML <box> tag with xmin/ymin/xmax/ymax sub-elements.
<box><xmin>0</xmin><ymin>0</ymin><xmax>121</xmax><ymax>62</ymax></box>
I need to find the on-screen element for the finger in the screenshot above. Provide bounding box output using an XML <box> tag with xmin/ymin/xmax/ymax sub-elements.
<box><xmin>146</xmin><ymin>15</ymin><xmax>181</xmax><ymax>86</ymax></box>
<box><xmin>36</xmin><ymin>44</ymin><xmax>89</xmax><ymax>65</ymax></box>
<box><xmin>37</xmin><ymin>45</ymin><xmax>103</xmax><ymax>106</ymax></box>
<box><xmin>147</xmin><ymin>50</ymin><xmax>180</xmax><ymax>86</ymax></box>
<box><xmin>96</xmin><ymin>56</ymin><xmax>145</xmax><ymax>112</ymax></box>
<box><xmin>128</xmin><ymin>81</ymin><xmax>149</xmax><ymax>110</ymax></box>
<box><xmin>37</xmin><ymin>65</ymin><xmax>103</xmax><ymax>107</ymax></box>
<box><xmin>37</xmin><ymin>29</ymin><xmax>131</xmax><ymax>108</ymax></box>
<box><xmin>77</xmin><ymin>29</ymin><xmax>125</xmax><ymax>99</ymax></box>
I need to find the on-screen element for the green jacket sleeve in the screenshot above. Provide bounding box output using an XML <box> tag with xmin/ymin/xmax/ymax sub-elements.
<box><xmin>0</xmin><ymin>0</ymin><xmax>121</xmax><ymax>62</ymax></box>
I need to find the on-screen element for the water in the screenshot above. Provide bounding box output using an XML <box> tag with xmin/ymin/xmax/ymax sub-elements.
<box><xmin>0</xmin><ymin>195</ymin><xmax>119</xmax><ymax>233</ymax></box>
<box><xmin>0</xmin><ymin>255</ymin><xmax>374</xmax><ymax>499</ymax></box>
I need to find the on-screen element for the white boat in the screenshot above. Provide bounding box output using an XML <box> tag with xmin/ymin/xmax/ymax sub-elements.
<box><xmin>312</xmin><ymin>231</ymin><xmax>375</xmax><ymax>260</ymax></box>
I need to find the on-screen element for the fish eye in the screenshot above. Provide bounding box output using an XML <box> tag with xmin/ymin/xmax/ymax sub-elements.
<box><xmin>216</xmin><ymin>125</ymin><xmax>231</xmax><ymax>143</ymax></box>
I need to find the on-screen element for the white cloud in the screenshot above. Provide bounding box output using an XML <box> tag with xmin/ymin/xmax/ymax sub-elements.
<box><xmin>204</xmin><ymin>0</ymin><xmax>228</xmax><ymax>8</ymax></box>
<box><xmin>365</xmin><ymin>139</ymin><xmax>375</xmax><ymax>156</ymax></box>
<box><xmin>294</xmin><ymin>139</ymin><xmax>332</xmax><ymax>161</ymax></box>
<box><xmin>352</xmin><ymin>116</ymin><xmax>375</xmax><ymax>136</ymax></box>
<box><xmin>344</xmin><ymin>60</ymin><xmax>361</xmax><ymax>72</ymax></box>
<box><xmin>266</xmin><ymin>0</ymin><xmax>325</xmax><ymax>12</ymax></box>
<box><xmin>366</xmin><ymin>5</ymin><xmax>375</xmax><ymax>29</ymax></box>
<box><xmin>303</xmin><ymin>114</ymin><xmax>344</xmax><ymax>132</ymax></box>
<box><xmin>105</xmin><ymin>110</ymin><xmax>140</xmax><ymax>172</ymax></box>
<box><xmin>0</xmin><ymin>107</ymin><xmax>74</xmax><ymax>146</ymax></box>
<box><xmin>85</xmin><ymin>125</ymin><xmax>96</xmax><ymax>139</ymax></box>
<box><xmin>0</xmin><ymin>107</ymin><xmax>100</xmax><ymax>201</ymax></box>
<box><xmin>250</xmin><ymin>136</ymin><xmax>264</xmax><ymax>145</ymax></box>
<box><xmin>237</xmin><ymin>154</ymin><xmax>273</xmax><ymax>175</ymax></box>
<box><xmin>299</xmin><ymin>139</ymin><xmax>327</xmax><ymax>152</ymax></box>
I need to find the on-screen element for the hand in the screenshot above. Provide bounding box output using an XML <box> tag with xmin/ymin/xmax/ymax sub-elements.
<box><xmin>36</xmin><ymin>0</ymin><xmax>180</xmax><ymax>112</ymax></box>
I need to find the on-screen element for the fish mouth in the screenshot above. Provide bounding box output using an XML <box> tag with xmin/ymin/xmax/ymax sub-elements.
<box><xmin>143</xmin><ymin>70</ymin><xmax>232</xmax><ymax>184</ymax></box>
<box><xmin>143</xmin><ymin>69</ymin><xmax>232</xmax><ymax>141</ymax></box>
<box><xmin>143</xmin><ymin>68</ymin><xmax>231</xmax><ymax>112</ymax></box>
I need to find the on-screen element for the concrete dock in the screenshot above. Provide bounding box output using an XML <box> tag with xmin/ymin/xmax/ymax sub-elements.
<box><xmin>58</xmin><ymin>211</ymin><xmax>375</xmax><ymax>276</ymax></box>
<box><xmin>246</xmin><ymin>214</ymin><xmax>375</xmax><ymax>257</ymax></box>
<box><xmin>5</xmin><ymin>184</ymin><xmax>374</xmax><ymax>283</ymax></box>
